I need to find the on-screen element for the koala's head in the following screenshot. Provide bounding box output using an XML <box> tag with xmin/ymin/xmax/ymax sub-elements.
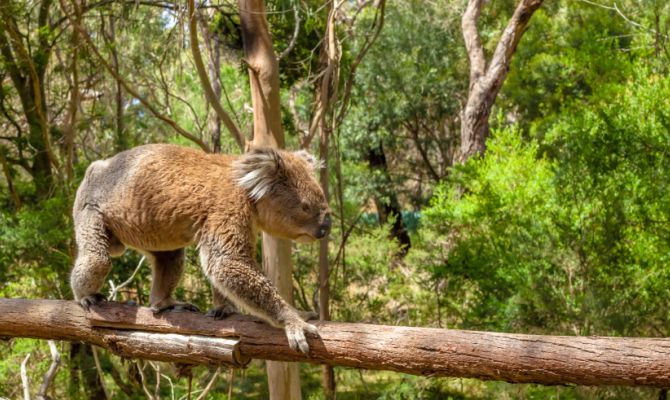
<box><xmin>233</xmin><ymin>147</ymin><xmax>332</xmax><ymax>242</ymax></box>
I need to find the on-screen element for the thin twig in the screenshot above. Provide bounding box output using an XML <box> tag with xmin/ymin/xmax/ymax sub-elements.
<box><xmin>335</xmin><ymin>0</ymin><xmax>386</xmax><ymax>126</ymax></box>
<box><xmin>137</xmin><ymin>361</ymin><xmax>155</xmax><ymax>400</ymax></box>
<box><xmin>108</xmin><ymin>256</ymin><xmax>145</xmax><ymax>301</ymax></box>
<box><xmin>195</xmin><ymin>367</ymin><xmax>221</xmax><ymax>400</ymax></box>
<box><xmin>228</xmin><ymin>369</ymin><xmax>235</xmax><ymax>399</ymax></box>
<box><xmin>21</xmin><ymin>353</ymin><xmax>31</xmax><ymax>400</ymax></box>
<box><xmin>278</xmin><ymin>4</ymin><xmax>301</xmax><ymax>60</ymax></box>
<box><xmin>577</xmin><ymin>0</ymin><xmax>669</xmax><ymax>39</ymax></box>
<box><xmin>59</xmin><ymin>0</ymin><xmax>211</xmax><ymax>152</ymax></box>
<box><xmin>161</xmin><ymin>373</ymin><xmax>175</xmax><ymax>400</ymax></box>
<box><xmin>36</xmin><ymin>341</ymin><xmax>61</xmax><ymax>400</ymax></box>
<box><xmin>91</xmin><ymin>347</ymin><xmax>110</xmax><ymax>399</ymax></box>
<box><xmin>187</xmin><ymin>0</ymin><xmax>245</xmax><ymax>150</ymax></box>
<box><xmin>152</xmin><ymin>362</ymin><xmax>161</xmax><ymax>399</ymax></box>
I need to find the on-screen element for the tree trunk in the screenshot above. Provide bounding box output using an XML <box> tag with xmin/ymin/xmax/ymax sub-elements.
<box><xmin>3</xmin><ymin>300</ymin><xmax>670</xmax><ymax>388</ymax></box>
<box><xmin>0</xmin><ymin>147</ymin><xmax>21</xmax><ymax>209</ymax></box>
<box><xmin>0</xmin><ymin>1</ymin><xmax>57</xmax><ymax>198</ymax></box>
<box><xmin>237</xmin><ymin>0</ymin><xmax>300</xmax><ymax>398</ymax></box>
<box><xmin>205</xmin><ymin>29</ymin><xmax>222</xmax><ymax>153</ymax></box>
<box><xmin>318</xmin><ymin>105</ymin><xmax>335</xmax><ymax>400</ymax></box>
<box><xmin>315</xmin><ymin>7</ymin><xmax>339</xmax><ymax>395</ymax></box>
<box><xmin>318</xmin><ymin>149</ymin><xmax>335</xmax><ymax>399</ymax></box>
<box><xmin>196</xmin><ymin>7</ymin><xmax>225</xmax><ymax>153</ymax></box>
<box><xmin>108</xmin><ymin>15</ymin><xmax>126</xmax><ymax>152</ymax></box>
<box><xmin>366</xmin><ymin>142</ymin><xmax>411</xmax><ymax>256</ymax></box>
<box><xmin>457</xmin><ymin>0</ymin><xmax>544</xmax><ymax>163</ymax></box>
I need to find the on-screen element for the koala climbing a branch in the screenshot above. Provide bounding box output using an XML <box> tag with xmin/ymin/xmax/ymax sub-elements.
<box><xmin>70</xmin><ymin>144</ymin><xmax>332</xmax><ymax>354</ymax></box>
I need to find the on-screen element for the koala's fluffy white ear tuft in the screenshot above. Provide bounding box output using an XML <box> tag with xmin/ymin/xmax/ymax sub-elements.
<box><xmin>233</xmin><ymin>148</ymin><xmax>283</xmax><ymax>201</ymax></box>
<box><xmin>294</xmin><ymin>150</ymin><xmax>325</xmax><ymax>170</ymax></box>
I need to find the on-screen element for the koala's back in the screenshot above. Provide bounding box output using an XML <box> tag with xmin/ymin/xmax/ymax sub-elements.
<box><xmin>74</xmin><ymin>144</ymin><xmax>242</xmax><ymax>251</ymax></box>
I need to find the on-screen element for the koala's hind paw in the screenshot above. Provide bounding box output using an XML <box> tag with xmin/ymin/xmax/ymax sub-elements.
<box><xmin>205</xmin><ymin>304</ymin><xmax>238</xmax><ymax>320</ymax></box>
<box><xmin>151</xmin><ymin>302</ymin><xmax>200</xmax><ymax>314</ymax></box>
<box><xmin>285</xmin><ymin>320</ymin><xmax>320</xmax><ymax>355</ymax></box>
<box><xmin>79</xmin><ymin>293</ymin><xmax>107</xmax><ymax>311</ymax></box>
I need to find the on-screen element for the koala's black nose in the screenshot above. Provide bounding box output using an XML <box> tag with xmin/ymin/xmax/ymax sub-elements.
<box><xmin>316</xmin><ymin>213</ymin><xmax>332</xmax><ymax>239</ymax></box>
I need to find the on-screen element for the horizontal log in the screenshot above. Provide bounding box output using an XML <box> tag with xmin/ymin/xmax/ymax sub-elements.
<box><xmin>1</xmin><ymin>299</ymin><xmax>670</xmax><ymax>388</ymax></box>
<box><xmin>0</xmin><ymin>299</ymin><xmax>247</xmax><ymax>367</ymax></box>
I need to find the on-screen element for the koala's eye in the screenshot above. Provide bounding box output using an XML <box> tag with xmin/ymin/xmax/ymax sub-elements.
<box><xmin>300</xmin><ymin>203</ymin><xmax>311</xmax><ymax>213</ymax></box>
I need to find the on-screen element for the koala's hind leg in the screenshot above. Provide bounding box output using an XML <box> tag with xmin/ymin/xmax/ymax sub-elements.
<box><xmin>108</xmin><ymin>235</ymin><xmax>126</xmax><ymax>258</ymax></box>
<box><xmin>147</xmin><ymin>249</ymin><xmax>199</xmax><ymax>313</ymax></box>
<box><xmin>71</xmin><ymin>208</ymin><xmax>113</xmax><ymax>310</ymax></box>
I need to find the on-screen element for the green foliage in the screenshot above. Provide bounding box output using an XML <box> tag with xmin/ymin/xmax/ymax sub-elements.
<box><xmin>0</xmin><ymin>196</ymin><xmax>73</xmax><ymax>298</ymax></box>
<box><xmin>421</xmin><ymin>69</ymin><xmax>670</xmax><ymax>337</ymax></box>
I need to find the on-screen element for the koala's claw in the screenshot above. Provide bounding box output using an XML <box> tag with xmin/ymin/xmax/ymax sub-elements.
<box><xmin>151</xmin><ymin>303</ymin><xmax>200</xmax><ymax>314</ymax></box>
<box><xmin>285</xmin><ymin>320</ymin><xmax>319</xmax><ymax>355</ymax></box>
<box><xmin>206</xmin><ymin>305</ymin><xmax>238</xmax><ymax>320</ymax></box>
<box><xmin>79</xmin><ymin>293</ymin><xmax>107</xmax><ymax>311</ymax></box>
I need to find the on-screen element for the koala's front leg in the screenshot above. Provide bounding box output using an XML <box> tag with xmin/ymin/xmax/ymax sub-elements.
<box><xmin>200</xmin><ymin>248</ymin><xmax>318</xmax><ymax>354</ymax></box>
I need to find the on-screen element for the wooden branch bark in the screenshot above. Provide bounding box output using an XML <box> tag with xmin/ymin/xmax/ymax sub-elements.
<box><xmin>0</xmin><ymin>299</ymin><xmax>248</xmax><ymax>367</ymax></box>
<box><xmin>457</xmin><ymin>0</ymin><xmax>544</xmax><ymax>163</ymax></box>
<box><xmin>237</xmin><ymin>0</ymin><xmax>299</xmax><ymax>398</ymax></box>
<box><xmin>238</xmin><ymin>0</ymin><xmax>284</xmax><ymax>148</ymax></box>
<box><xmin>2</xmin><ymin>299</ymin><xmax>670</xmax><ymax>388</ymax></box>
<box><xmin>461</xmin><ymin>0</ymin><xmax>486</xmax><ymax>85</ymax></box>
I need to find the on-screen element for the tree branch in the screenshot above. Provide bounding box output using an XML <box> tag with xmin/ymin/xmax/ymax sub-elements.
<box><xmin>0</xmin><ymin>29</ymin><xmax>25</xmax><ymax>88</ymax></box>
<box><xmin>461</xmin><ymin>0</ymin><xmax>486</xmax><ymax>85</ymax></box>
<box><xmin>52</xmin><ymin>0</ymin><xmax>237</xmax><ymax>29</ymax></box>
<box><xmin>59</xmin><ymin>0</ymin><xmax>211</xmax><ymax>152</ymax></box>
<box><xmin>277</xmin><ymin>4</ymin><xmax>300</xmax><ymax>60</ymax></box>
<box><xmin>20</xmin><ymin>353</ymin><xmax>31</xmax><ymax>400</ymax></box>
<box><xmin>0</xmin><ymin>11</ymin><xmax>61</xmax><ymax>171</ymax></box>
<box><xmin>485</xmin><ymin>0</ymin><xmax>544</xmax><ymax>91</ymax></box>
<box><xmin>0</xmin><ymin>146</ymin><xmax>22</xmax><ymax>209</ymax></box>
<box><xmin>36</xmin><ymin>341</ymin><xmax>61</xmax><ymax>400</ymax></box>
<box><xmin>2</xmin><ymin>299</ymin><xmax>670</xmax><ymax>388</ymax></box>
<box><xmin>457</xmin><ymin>0</ymin><xmax>544</xmax><ymax>163</ymax></box>
<box><xmin>188</xmin><ymin>0</ymin><xmax>245</xmax><ymax>151</ymax></box>
<box><xmin>335</xmin><ymin>0</ymin><xmax>385</xmax><ymax>127</ymax></box>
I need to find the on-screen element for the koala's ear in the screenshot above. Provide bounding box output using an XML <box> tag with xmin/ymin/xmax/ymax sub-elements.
<box><xmin>232</xmin><ymin>148</ymin><xmax>286</xmax><ymax>201</ymax></box>
<box><xmin>294</xmin><ymin>150</ymin><xmax>324</xmax><ymax>170</ymax></box>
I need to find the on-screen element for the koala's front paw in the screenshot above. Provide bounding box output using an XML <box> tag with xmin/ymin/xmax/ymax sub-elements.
<box><xmin>79</xmin><ymin>293</ymin><xmax>107</xmax><ymax>311</ymax></box>
<box><xmin>285</xmin><ymin>319</ymin><xmax>319</xmax><ymax>355</ymax></box>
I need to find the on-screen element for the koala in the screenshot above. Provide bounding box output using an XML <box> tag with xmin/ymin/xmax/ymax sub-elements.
<box><xmin>70</xmin><ymin>144</ymin><xmax>331</xmax><ymax>354</ymax></box>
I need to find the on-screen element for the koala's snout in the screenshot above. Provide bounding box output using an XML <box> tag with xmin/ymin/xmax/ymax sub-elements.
<box><xmin>316</xmin><ymin>213</ymin><xmax>332</xmax><ymax>239</ymax></box>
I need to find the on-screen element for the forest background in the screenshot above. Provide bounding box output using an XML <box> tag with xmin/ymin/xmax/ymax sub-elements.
<box><xmin>1</xmin><ymin>0</ymin><xmax>669</xmax><ymax>398</ymax></box>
